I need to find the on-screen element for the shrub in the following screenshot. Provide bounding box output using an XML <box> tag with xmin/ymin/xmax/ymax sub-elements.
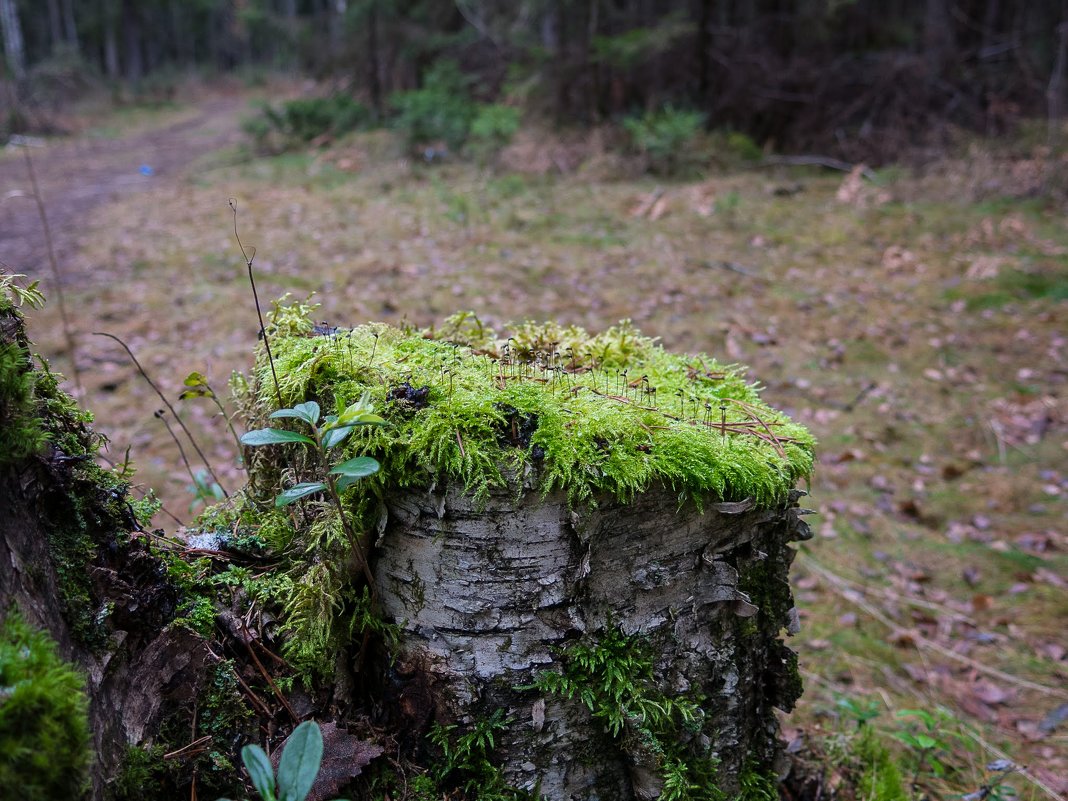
<box><xmin>0</xmin><ymin>611</ymin><xmax>92</xmax><ymax>800</ymax></box>
<box><xmin>390</xmin><ymin>61</ymin><xmax>477</xmax><ymax>153</ymax></box>
<box><xmin>243</xmin><ymin>94</ymin><xmax>372</xmax><ymax>153</ymax></box>
<box><xmin>624</xmin><ymin>105</ymin><xmax>705</xmax><ymax>175</ymax></box>
<box><xmin>468</xmin><ymin>104</ymin><xmax>521</xmax><ymax>161</ymax></box>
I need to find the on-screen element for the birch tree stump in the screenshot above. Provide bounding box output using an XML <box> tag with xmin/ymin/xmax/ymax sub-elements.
<box><xmin>376</xmin><ymin>481</ymin><xmax>811</xmax><ymax>799</ymax></box>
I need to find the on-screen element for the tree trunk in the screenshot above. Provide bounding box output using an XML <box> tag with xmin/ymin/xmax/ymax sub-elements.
<box><xmin>1048</xmin><ymin>20</ymin><xmax>1068</xmax><ymax>146</ymax></box>
<box><xmin>47</xmin><ymin>0</ymin><xmax>65</xmax><ymax>53</ymax></box>
<box><xmin>376</xmin><ymin>481</ymin><xmax>810</xmax><ymax>797</ymax></box>
<box><xmin>122</xmin><ymin>0</ymin><xmax>143</xmax><ymax>83</ymax></box>
<box><xmin>0</xmin><ymin>0</ymin><xmax>26</xmax><ymax>81</ymax></box>
<box><xmin>923</xmin><ymin>0</ymin><xmax>954</xmax><ymax>76</ymax></box>
<box><xmin>368</xmin><ymin>0</ymin><xmax>383</xmax><ymax>119</ymax></box>
<box><xmin>62</xmin><ymin>0</ymin><xmax>79</xmax><ymax>51</ymax></box>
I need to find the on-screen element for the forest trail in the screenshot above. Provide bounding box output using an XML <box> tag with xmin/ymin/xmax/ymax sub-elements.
<box><xmin>0</xmin><ymin>94</ymin><xmax>246</xmax><ymax>280</ymax></box>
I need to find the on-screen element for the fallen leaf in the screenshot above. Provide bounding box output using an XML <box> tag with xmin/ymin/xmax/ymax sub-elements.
<box><xmin>271</xmin><ymin>722</ymin><xmax>384</xmax><ymax>801</ymax></box>
<box><xmin>972</xmin><ymin>679</ymin><xmax>1013</xmax><ymax>705</ymax></box>
<box><xmin>1039</xmin><ymin>703</ymin><xmax>1068</xmax><ymax>735</ymax></box>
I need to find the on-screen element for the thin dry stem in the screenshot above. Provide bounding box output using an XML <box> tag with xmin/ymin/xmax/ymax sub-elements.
<box><xmin>21</xmin><ymin>145</ymin><xmax>83</xmax><ymax>396</ymax></box>
<box><xmin>94</xmin><ymin>331</ymin><xmax>228</xmax><ymax>496</ymax></box>
<box><xmin>229</xmin><ymin>199</ymin><xmax>282</xmax><ymax>408</ymax></box>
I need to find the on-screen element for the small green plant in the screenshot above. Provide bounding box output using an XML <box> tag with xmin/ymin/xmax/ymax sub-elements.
<box><xmin>724</xmin><ymin>131</ymin><xmax>762</xmax><ymax>162</ymax></box>
<box><xmin>240</xmin><ymin>394</ymin><xmax>385</xmax><ymax>589</ymax></box>
<box><xmin>243</xmin><ymin>95</ymin><xmax>373</xmax><ymax>153</ymax></box>
<box><xmin>181</xmin><ymin>370</ymin><xmax>245</xmax><ymax>458</ymax></box>
<box><xmin>852</xmin><ymin>725</ymin><xmax>908</xmax><ymax>801</ymax></box>
<box><xmin>219</xmin><ymin>720</ymin><xmax>347</xmax><ymax>801</ymax></box>
<box><xmin>390</xmin><ymin>61</ymin><xmax>477</xmax><ymax>152</ymax></box>
<box><xmin>624</xmin><ymin>105</ymin><xmax>705</xmax><ymax>175</ymax></box>
<box><xmin>892</xmin><ymin>708</ymin><xmax>958</xmax><ymax>790</ymax></box>
<box><xmin>427</xmin><ymin>709</ymin><xmax>524</xmax><ymax>799</ymax></box>
<box><xmin>836</xmin><ymin>695</ymin><xmax>882</xmax><ymax>728</ymax></box>
<box><xmin>468</xmin><ymin>104</ymin><xmax>521</xmax><ymax>162</ymax></box>
<box><xmin>188</xmin><ymin>468</ymin><xmax>226</xmax><ymax>513</ymax></box>
<box><xmin>240</xmin><ymin>395</ymin><xmax>384</xmax><ymax>507</ymax></box>
<box><xmin>0</xmin><ymin>272</ymin><xmax>46</xmax><ymax>310</ymax></box>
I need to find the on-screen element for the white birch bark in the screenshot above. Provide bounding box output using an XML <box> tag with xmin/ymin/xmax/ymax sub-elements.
<box><xmin>376</xmin><ymin>482</ymin><xmax>811</xmax><ymax>798</ymax></box>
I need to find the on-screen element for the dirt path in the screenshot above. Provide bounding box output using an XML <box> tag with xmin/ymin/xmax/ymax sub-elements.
<box><xmin>0</xmin><ymin>95</ymin><xmax>246</xmax><ymax>279</ymax></box>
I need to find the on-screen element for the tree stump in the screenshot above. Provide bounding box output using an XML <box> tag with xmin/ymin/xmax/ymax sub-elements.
<box><xmin>377</xmin><ymin>481</ymin><xmax>811</xmax><ymax>798</ymax></box>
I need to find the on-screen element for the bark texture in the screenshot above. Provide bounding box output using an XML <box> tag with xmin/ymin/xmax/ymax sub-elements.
<box><xmin>376</xmin><ymin>481</ymin><xmax>811</xmax><ymax>798</ymax></box>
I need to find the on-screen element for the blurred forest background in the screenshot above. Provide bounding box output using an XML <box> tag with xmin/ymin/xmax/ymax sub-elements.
<box><xmin>3</xmin><ymin>0</ymin><xmax>1068</xmax><ymax>162</ymax></box>
<box><xmin>1</xmin><ymin>2</ymin><xmax>1067</xmax><ymax>800</ymax></box>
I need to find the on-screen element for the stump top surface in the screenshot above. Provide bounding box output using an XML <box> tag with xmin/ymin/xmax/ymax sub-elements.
<box><xmin>248</xmin><ymin>304</ymin><xmax>814</xmax><ymax>507</ymax></box>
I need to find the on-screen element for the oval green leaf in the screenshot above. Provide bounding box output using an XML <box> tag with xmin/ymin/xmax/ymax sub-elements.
<box><xmin>293</xmin><ymin>401</ymin><xmax>321</xmax><ymax>425</ymax></box>
<box><xmin>322</xmin><ymin>426</ymin><xmax>353</xmax><ymax>450</ymax></box>
<box><xmin>274</xmin><ymin>483</ymin><xmax>327</xmax><ymax>507</ymax></box>
<box><xmin>276</xmin><ymin>721</ymin><xmax>323</xmax><ymax>801</ymax></box>
<box><xmin>240</xmin><ymin>744</ymin><xmax>276</xmax><ymax>801</ymax></box>
<box><xmin>330</xmin><ymin>456</ymin><xmax>380</xmax><ymax>479</ymax></box>
<box><xmin>179</xmin><ymin>388</ymin><xmax>214</xmax><ymax>400</ymax></box>
<box><xmin>241</xmin><ymin>429</ymin><xmax>316</xmax><ymax>447</ymax></box>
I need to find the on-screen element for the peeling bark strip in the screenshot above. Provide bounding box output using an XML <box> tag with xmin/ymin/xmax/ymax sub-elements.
<box><xmin>376</xmin><ymin>483</ymin><xmax>812</xmax><ymax>798</ymax></box>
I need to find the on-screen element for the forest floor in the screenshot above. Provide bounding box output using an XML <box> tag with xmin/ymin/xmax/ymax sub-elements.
<box><xmin>3</xmin><ymin>93</ymin><xmax>1066</xmax><ymax>798</ymax></box>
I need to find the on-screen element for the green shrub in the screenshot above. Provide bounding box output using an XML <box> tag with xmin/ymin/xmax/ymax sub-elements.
<box><xmin>725</xmin><ymin>131</ymin><xmax>763</xmax><ymax>162</ymax></box>
<box><xmin>390</xmin><ymin>61</ymin><xmax>477</xmax><ymax>153</ymax></box>
<box><xmin>624</xmin><ymin>105</ymin><xmax>705</xmax><ymax>175</ymax></box>
<box><xmin>0</xmin><ymin>611</ymin><xmax>92</xmax><ymax>800</ymax></box>
<box><xmin>243</xmin><ymin>95</ymin><xmax>372</xmax><ymax>153</ymax></box>
<box><xmin>468</xmin><ymin>104</ymin><xmax>521</xmax><ymax>160</ymax></box>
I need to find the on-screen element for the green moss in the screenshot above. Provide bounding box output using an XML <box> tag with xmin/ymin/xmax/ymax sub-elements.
<box><xmin>246</xmin><ymin>302</ymin><xmax>814</xmax><ymax>510</ymax></box>
<box><xmin>221</xmin><ymin>300</ymin><xmax>815</xmax><ymax>685</ymax></box>
<box><xmin>49</xmin><ymin>464</ymin><xmax>138</xmax><ymax>649</ymax></box>
<box><xmin>0</xmin><ymin>341</ymin><xmax>48</xmax><ymax>465</ymax></box>
<box><xmin>110</xmin><ymin>744</ymin><xmax>168</xmax><ymax>800</ymax></box>
<box><xmin>529</xmin><ymin>627</ymin><xmax>724</xmax><ymax>801</ymax></box>
<box><xmin>737</xmin><ymin>764</ymin><xmax>779</xmax><ymax>801</ymax></box>
<box><xmin>0</xmin><ymin>610</ymin><xmax>92</xmax><ymax>800</ymax></box>
<box><xmin>0</xmin><ymin>306</ymin><xmax>125</xmax><ymax>648</ymax></box>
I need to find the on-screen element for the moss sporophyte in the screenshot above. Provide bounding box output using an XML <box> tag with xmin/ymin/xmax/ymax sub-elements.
<box><xmin>241</xmin><ymin>303</ymin><xmax>814</xmax><ymax>512</ymax></box>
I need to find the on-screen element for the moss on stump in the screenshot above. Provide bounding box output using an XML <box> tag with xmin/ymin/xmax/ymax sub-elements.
<box><xmin>221</xmin><ymin>300</ymin><xmax>815</xmax><ymax>799</ymax></box>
